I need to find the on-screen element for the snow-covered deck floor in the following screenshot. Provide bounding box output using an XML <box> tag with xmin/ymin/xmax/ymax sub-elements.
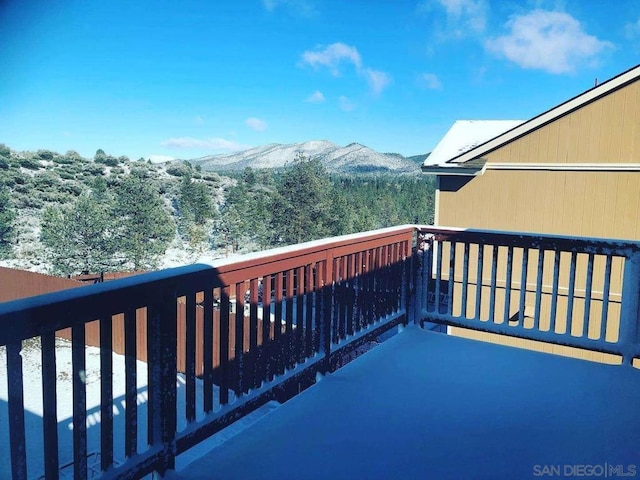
<box><xmin>177</xmin><ymin>326</ymin><xmax>640</xmax><ymax>480</ymax></box>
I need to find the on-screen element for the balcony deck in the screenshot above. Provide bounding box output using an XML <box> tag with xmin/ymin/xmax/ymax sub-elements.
<box><xmin>175</xmin><ymin>326</ymin><xmax>640</xmax><ymax>479</ymax></box>
<box><xmin>1</xmin><ymin>225</ymin><xmax>639</xmax><ymax>480</ymax></box>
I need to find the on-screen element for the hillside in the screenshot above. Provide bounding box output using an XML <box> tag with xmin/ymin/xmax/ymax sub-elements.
<box><xmin>0</xmin><ymin>147</ymin><xmax>229</xmax><ymax>273</ymax></box>
<box><xmin>190</xmin><ymin>140</ymin><xmax>422</xmax><ymax>174</ymax></box>
<box><xmin>0</xmin><ymin>142</ymin><xmax>434</xmax><ymax>276</ymax></box>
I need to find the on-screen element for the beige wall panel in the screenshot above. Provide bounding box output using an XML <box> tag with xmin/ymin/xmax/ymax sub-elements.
<box><xmin>545</xmin><ymin>119</ymin><xmax>560</xmax><ymax>163</ymax></box>
<box><xmin>598</xmin><ymin>90</ymin><xmax>616</xmax><ymax>160</ymax></box>
<box><xmin>555</xmin><ymin>115</ymin><xmax>571</xmax><ymax>163</ymax></box>
<box><xmin>632</xmin><ymin>82</ymin><xmax>640</xmax><ymax>158</ymax></box>
<box><xmin>439</xmin><ymin>170</ymin><xmax>640</xmax><ymax>241</ymax></box>
<box><xmin>619</xmin><ymin>87</ymin><xmax>634</xmax><ymax>161</ymax></box>
<box><xmin>610</xmin><ymin>90</ymin><xmax>626</xmax><ymax>160</ymax></box>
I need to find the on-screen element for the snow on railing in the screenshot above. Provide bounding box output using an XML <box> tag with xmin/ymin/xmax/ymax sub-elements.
<box><xmin>415</xmin><ymin>226</ymin><xmax>640</xmax><ymax>366</ymax></box>
<box><xmin>0</xmin><ymin>225</ymin><xmax>414</xmax><ymax>480</ymax></box>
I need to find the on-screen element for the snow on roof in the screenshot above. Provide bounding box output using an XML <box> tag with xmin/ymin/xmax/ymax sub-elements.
<box><xmin>425</xmin><ymin>120</ymin><xmax>524</xmax><ymax>167</ymax></box>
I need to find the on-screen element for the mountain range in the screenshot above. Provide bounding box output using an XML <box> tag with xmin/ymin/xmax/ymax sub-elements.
<box><xmin>189</xmin><ymin>140</ymin><xmax>429</xmax><ymax>175</ymax></box>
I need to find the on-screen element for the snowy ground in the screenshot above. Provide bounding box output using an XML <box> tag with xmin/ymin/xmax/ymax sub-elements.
<box><xmin>0</xmin><ymin>339</ymin><xmax>279</xmax><ymax>480</ymax></box>
<box><xmin>172</xmin><ymin>326</ymin><xmax>640</xmax><ymax>480</ymax></box>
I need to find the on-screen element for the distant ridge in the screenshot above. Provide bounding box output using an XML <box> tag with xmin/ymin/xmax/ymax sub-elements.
<box><xmin>189</xmin><ymin>140</ymin><xmax>425</xmax><ymax>174</ymax></box>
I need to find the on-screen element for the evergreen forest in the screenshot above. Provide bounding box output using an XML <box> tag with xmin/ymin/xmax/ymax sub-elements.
<box><xmin>0</xmin><ymin>145</ymin><xmax>435</xmax><ymax>276</ymax></box>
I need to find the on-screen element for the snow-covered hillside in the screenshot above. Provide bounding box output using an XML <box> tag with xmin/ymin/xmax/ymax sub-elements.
<box><xmin>190</xmin><ymin>140</ymin><xmax>421</xmax><ymax>174</ymax></box>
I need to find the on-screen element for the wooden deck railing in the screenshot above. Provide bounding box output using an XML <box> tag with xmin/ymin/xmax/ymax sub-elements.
<box><xmin>0</xmin><ymin>226</ymin><xmax>413</xmax><ymax>480</ymax></box>
<box><xmin>1</xmin><ymin>225</ymin><xmax>639</xmax><ymax>480</ymax></box>
<box><xmin>415</xmin><ymin>226</ymin><xmax>640</xmax><ymax>366</ymax></box>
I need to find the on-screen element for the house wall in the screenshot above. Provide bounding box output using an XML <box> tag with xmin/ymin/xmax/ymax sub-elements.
<box><xmin>435</xmin><ymin>77</ymin><xmax>640</xmax><ymax>362</ymax></box>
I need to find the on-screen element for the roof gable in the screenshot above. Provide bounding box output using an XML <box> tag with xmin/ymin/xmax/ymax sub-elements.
<box><xmin>446</xmin><ymin>64</ymin><xmax>640</xmax><ymax>165</ymax></box>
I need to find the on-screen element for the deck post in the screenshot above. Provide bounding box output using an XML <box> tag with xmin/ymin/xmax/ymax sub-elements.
<box><xmin>620</xmin><ymin>251</ymin><xmax>640</xmax><ymax>366</ymax></box>
<box><xmin>147</xmin><ymin>291</ymin><xmax>178</xmax><ymax>475</ymax></box>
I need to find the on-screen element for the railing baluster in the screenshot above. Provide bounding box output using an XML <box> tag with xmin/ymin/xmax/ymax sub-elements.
<box><xmin>503</xmin><ymin>246</ymin><xmax>513</xmax><ymax>325</ymax></box>
<box><xmin>72</xmin><ymin>323</ymin><xmax>87</xmax><ymax>480</ymax></box>
<box><xmin>295</xmin><ymin>267</ymin><xmax>305</xmax><ymax>364</ymax></box>
<box><xmin>600</xmin><ymin>255</ymin><xmax>612</xmax><ymax>341</ymax></box>
<box><xmin>435</xmin><ymin>241</ymin><xmax>443</xmax><ymax>313</ymax></box>
<box><xmin>7</xmin><ymin>340</ymin><xmax>27</xmax><ymax>480</ymax></box>
<box><xmin>186</xmin><ymin>294</ymin><xmax>197</xmax><ymax>422</ymax></box>
<box><xmin>285</xmin><ymin>269</ymin><xmax>294</xmax><ymax>369</ymax></box>
<box><xmin>474</xmin><ymin>244</ymin><xmax>483</xmax><ymax>321</ymax></box>
<box><xmin>534</xmin><ymin>250</ymin><xmax>544</xmax><ymax>330</ymax></box>
<box><xmin>41</xmin><ymin>330</ymin><xmax>59</xmax><ymax>480</ymax></box>
<box><xmin>422</xmin><ymin>239</ymin><xmax>433</xmax><ymax>314</ymax></box>
<box><xmin>219</xmin><ymin>286</ymin><xmax>230</xmax><ymax>405</ymax></box>
<box><xmin>582</xmin><ymin>253</ymin><xmax>595</xmax><ymax>338</ymax></box>
<box><xmin>366</xmin><ymin>249</ymin><xmax>375</xmax><ymax>324</ymax></box>
<box><xmin>549</xmin><ymin>250</ymin><xmax>561</xmax><ymax>333</ymax></box>
<box><xmin>518</xmin><ymin>247</ymin><xmax>529</xmax><ymax>326</ymax></box>
<box><xmin>489</xmin><ymin>246</ymin><xmax>499</xmax><ymax>324</ymax></box>
<box><xmin>304</xmin><ymin>267</ymin><xmax>314</xmax><ymax>358</ymax></box>
<box><xmin>447</xmin><ymin>242</ymin><xmax>455</xmax><ymax>316</ymax></box>
<box><xmin>461</xmin><ymin>243</ymin><xmax>470</xmax><ymax>319</ymax></box>
<box><xmin>313</xmin><ymin>264</ymin><xmax>322</xmax><ymax>354</ymax></box>
<box><xmin>235</xmin><ymin>282</ymin><xmax>245</xmax><ymax>395</ymax></box>
<box><xmin>566</xmin><ymin>251</ymin><xmax>578</xmax><ymax>335</ymax></box>
<box><xmin>203</xmin><ymin>289</ymin><xmax>214</xmax><ymax>414</ymax></box>
<box><xmin>124</xmin><ymin>308</ymin><xmax>138</xmax><ymax>457</ymax></box>
<box><xmin>346</xmin><ymin>255</ymin><xmax>355</xmax><ymax>336</ymax></box>
<box><xmin>334</xmin><ymin>258</ymin><xmax>343</xmax><ymax>341</ymax></box>
<box><xmin>100</xmin><ymin>316</ymin><xmax>114</xmax><ymax>471</ymax></box>
<box><xmin>354</xmin><ymin>252</ymin><xmax>363</xmax><ymax>331</ymax></box>
<box><xmin>262</xmin><ymin>275</ymin><xmax>272</xmax><ymax>382</ymax></box>
<box><xmin>249</xmin><ymin>278</ymin><xmax>259</xmax><ymax>388</ymax></box>
<box><xmin>274</xmin><ymin>272</ymin><xmax>284</xmax><ymax>375</ymax></box>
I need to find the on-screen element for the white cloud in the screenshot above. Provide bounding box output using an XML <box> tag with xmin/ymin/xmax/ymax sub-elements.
<box><xmin>262</xmin><ymin>0</ymin><xmax>316</xmax><ymax>16</ymax></box>
<box><xmin>305</xmin><ymin>90</ymin><xmax>325</xmax><ymax>103</ymax></box>
<box><xmin>301</xmin><ymin>42</ymin><xmax>362</xmax><ymax>75</ymax></box>
<box><xmin>439</xmin><ymin>0</ymin><xmax>487</xmax><ymax>32</ymax></box>
<box><xmin>245</xmin><ymin>117</ymin><xmax>268</xmax><ymax>131</ymax></box>
<box><xmin>160</xmin><ymin>137</ymin><xmax>250</xmax><ymax>152</ymax></box>
<box><xmin>148</xmin><ymin>155</ymin><xmax>175</xmax><ymax>164</ymax></box>
<box><xmin>419</xmin><ymin>73</ymin><xmax>443</xmax><ymax>90</ymax></box>
<box><xmin>421</xmin><ymin>0</ymin><xmax>488</xmax><ymax>37</ymax></box>
<box><xmin>364</xmin><ymin>69</ymin><xmax>392</xmax><ymax>96</ymax></box>
<box><xmin>338</xmin><ymin>96</ymin><xmax>355</xmax><ymax>112</ymax></box>
<box><xmin>624</xmin><ymin>18</ymin><xmax>640</xmax><ymax>39</ymax></box>
<box><xmin>301</xmin><ymin>43</ymin><xmax>391</xmax><ymax>95</ymax></box>
<box><xmin>485</xmin><ymin>10</ymin><xmax>613</xmax><ymax>74</ymax></box>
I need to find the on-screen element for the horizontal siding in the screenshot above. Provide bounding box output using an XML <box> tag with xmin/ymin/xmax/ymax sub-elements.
<box><xmin>439</xmin><ymin>170</ymin><xmax>640</xmax><ymax>240</ymax></box>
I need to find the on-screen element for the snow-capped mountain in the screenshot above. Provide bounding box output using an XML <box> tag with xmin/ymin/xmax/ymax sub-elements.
<box><xmin>190</xmin><ymin>140</ymin><xmax>423</xmax><ymax>174</ymax></box>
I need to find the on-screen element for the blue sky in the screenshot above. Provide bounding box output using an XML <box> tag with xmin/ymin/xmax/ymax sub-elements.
<box><xmin>1</xmin><ymin>0</ymin><xmax>638</xmax><ymax>161</ymax></box>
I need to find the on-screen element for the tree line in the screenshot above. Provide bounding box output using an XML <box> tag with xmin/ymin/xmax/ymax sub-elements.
<box><xmin>0</xmin><ymin>146</ymin><xmax>435</xmax><ymax>276</ymax></box>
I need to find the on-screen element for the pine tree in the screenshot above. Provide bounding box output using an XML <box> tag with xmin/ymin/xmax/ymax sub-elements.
<box><xmin>112</xmin><ymin>173</ymin><xmax>175</xmax><ymax>270</ymax></box>
<box><xmin>270</xmin><ymin>153</ymin><xmax>333</xmax><ymax>245</ymax></box>
<box><xmin>40</xmin><ymin>191</ymin><xmax>116</xmax><ymax>275</ymax></box>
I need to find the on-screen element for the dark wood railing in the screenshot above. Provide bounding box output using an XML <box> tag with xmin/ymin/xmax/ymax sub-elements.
<box><xmin>1</xmin><ymin>225</ymin><xmax>639</xmax><ymax>480</ymax></box>
<box><xmin>415</xmin><ymin>226</ymin><xmax>640</xmax><ymax>366</ymax></box>
<box><xmin>0</xmin><ymin>226</ymin><xmax>413</xmax><ymax>480</ymax></box>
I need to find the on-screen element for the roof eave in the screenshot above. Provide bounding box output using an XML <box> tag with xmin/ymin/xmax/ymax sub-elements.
<box><xmin>421</xmin><ymin>163</ymin><xmax>486</xmax><ymax>176</ymax></box>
